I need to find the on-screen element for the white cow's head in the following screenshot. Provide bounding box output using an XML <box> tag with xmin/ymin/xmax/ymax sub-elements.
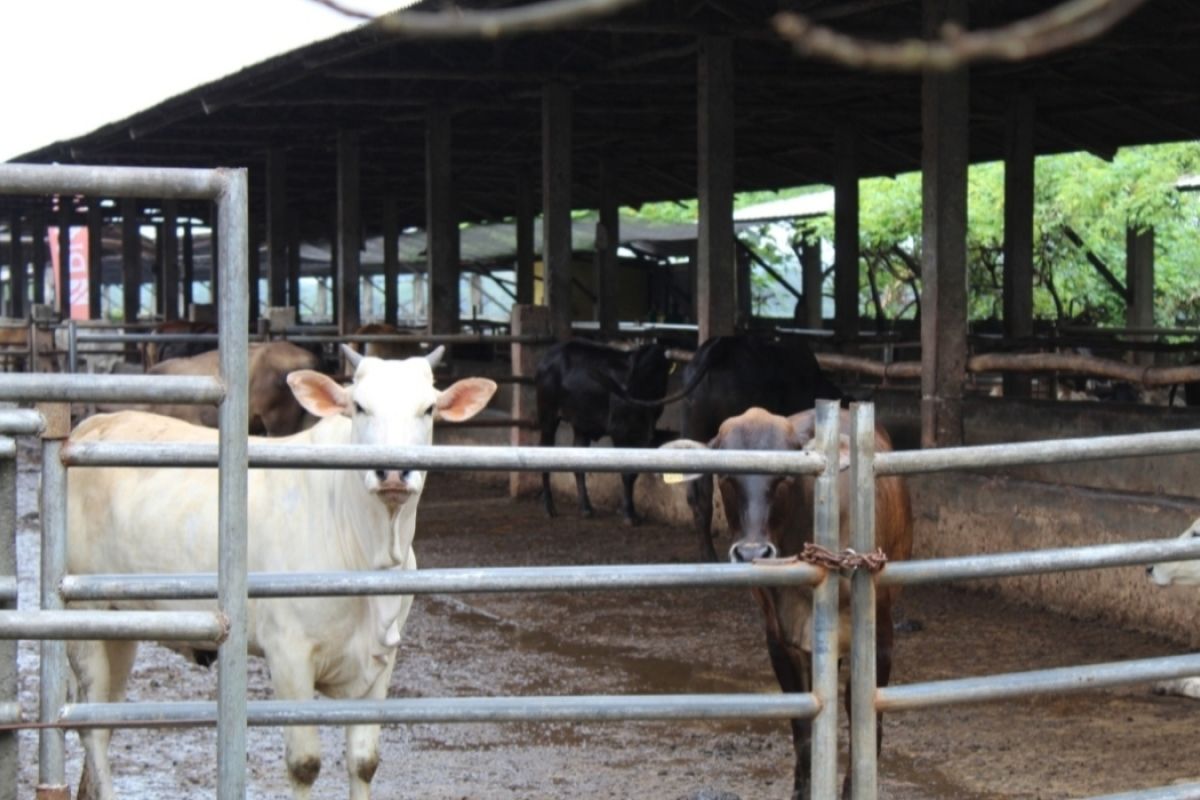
<box><xmin>286</xmin><ymin>344</ymin><xmax>497</xmax><ymax>514</ymax></box>
<box><xmin>1147</xmin><ymin>516</ymin><xmax>1200</xmax><ymax>586</ymax></box>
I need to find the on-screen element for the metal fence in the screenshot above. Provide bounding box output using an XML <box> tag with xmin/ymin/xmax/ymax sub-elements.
<box><xmin>4</xmin><ymin>163</ymin><xmax>1200</xmax><ymax>800</ymax></box>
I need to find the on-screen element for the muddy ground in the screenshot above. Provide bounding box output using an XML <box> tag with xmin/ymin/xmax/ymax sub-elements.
<box><xmin>12</xmin><ymin>447</ymin><xmax>1200</xmax><ymax>799</ymax></box>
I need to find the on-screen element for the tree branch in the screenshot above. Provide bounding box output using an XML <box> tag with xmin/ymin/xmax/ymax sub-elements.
<box><xmin>772</xmin><ymin>0</ymin><xmax>1149</xmax><ymax>72</ymax></box>
<box><xmin>309</xmin><ymin>0</ymin><xmax>651</xmax><ymax>38</ymax></box>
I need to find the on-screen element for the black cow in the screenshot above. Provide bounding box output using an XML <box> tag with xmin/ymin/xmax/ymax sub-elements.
<box><xmin>678</xmin><ymin>336</ymin><xmax>844</xmax><ymax>560</ymax></box>
<box><xmin>536</xmin><ymin>339</ymin><xmax>670</xmax><ymax>524</ymax></box>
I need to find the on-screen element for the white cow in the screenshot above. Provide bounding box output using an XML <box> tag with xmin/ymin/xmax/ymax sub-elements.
<box><xmin>1146</xmin><ymin>515</ymin><xmax>1200</xmax><ymax>699</ymax></box>
<box><xmin>66</xmin><ymin>345</ymin><xmax>497</xmax><ymax>799</ymax></box>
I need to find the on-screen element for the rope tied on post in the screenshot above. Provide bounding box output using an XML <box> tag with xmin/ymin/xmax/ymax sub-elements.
<box><xmin>757</xmin><ymin>544</ymin><xmax>889</xmax><ymax>574</ymax></box>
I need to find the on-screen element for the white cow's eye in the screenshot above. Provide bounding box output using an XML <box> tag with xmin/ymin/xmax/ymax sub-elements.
<box><xmin>424</xmin><ymin>404</ymin><xmax>435</xmax><ymax>417</ymax></box>
<box><xmin>354</xmin><ymin>401</ymin><xmax>367</xmax><ymax>415</ymax></box>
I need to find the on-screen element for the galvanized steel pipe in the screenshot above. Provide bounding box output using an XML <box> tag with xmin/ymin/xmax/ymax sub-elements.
<box><xmin>0</xmin><ymin>410</ymin><xmax>43</xmax><ymax>436</ymax></box>
<box><xmin>810</xmin><ymin>400</ymin><xmax>841</xmax><ymax>799</ymax></box>
<box><xmin>849</xmin><ymin>403</ymin><xmax>878</xmax><ymax>800</ymax></box>
<box><xmin>0</xmin><ymin>611</ymin><xmax>227</xmax><ymax>642</ymax></box>
<box><xmin>0</xmin><ymin>163</ymin><xmax>230</xmax><ymax>200</ymax></box>
<box><xmin>37</xmin><ymin>441</ymin><xmax>67</xmax><ymax>790</ymax></box>
<box><xmin>0</xmin><ymin>374</ymin><xmax>224</xmax><ymax>404</ymax></box>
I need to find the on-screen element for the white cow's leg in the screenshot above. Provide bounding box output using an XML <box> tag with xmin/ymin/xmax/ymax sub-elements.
<box><xmin>266</xmin><ymin>649</ymin><xmax>322</xmax><ymax>799</ymax></box>
<box><xmin>345</xmin><ymin>649</ymin><xmax>400</xmax><ymax>800</ymax></box>
<box><xmin>1154</xmin><ymin>676</ymin><xmax>1200</xmax><ymax>699</ymax></box>
<box><xmin>68</xmin><ymin>639</ymin><xmax>138</xmax><ymax>800</ymax></box>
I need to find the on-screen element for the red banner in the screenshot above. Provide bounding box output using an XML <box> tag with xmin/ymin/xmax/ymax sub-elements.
<box><xmin>48</xmin><ymin>226</ymin><xmax>90</xmax><ymax>320</ymax></box>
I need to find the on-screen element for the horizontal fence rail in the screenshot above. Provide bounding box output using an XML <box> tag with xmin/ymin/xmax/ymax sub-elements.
<box><xmin>58</xmin><ymin>693</ymin><xmax>822</xmax><ymax>730</ymax></box>
<box><xmin>0</xmin><ymin>163</ymin><xmax>232</xmax><ymax>199</ymax></box>
<box><xmin>60</xmin><ymin>441</ymin><xmax>828</xmax><ymax>475</ymax></box>
<box><xmin>875</xmin><ymin>653</ymin><xmax>1200</xmax><ymax>713</ymax></box>
<box><xmin>0</xmin><ymin>374</ymin><xmax>224</xmax><ymax>404</ymax></box>
<box><xmin>59</xmin><ymin>562</ymin><xmax>824</xmax><ymax>601</ymax></box>
<box><xmin>0</xmin><ymin>409</ymin><xmax>44</xmax><ymax>436</ymax></box>
<box><xmin>0</xmin><ymin>611</ymin><xmax>227</xmax><ymax>642</ymax></box>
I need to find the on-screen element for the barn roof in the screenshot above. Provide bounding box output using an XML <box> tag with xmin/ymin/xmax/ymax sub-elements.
<box><xmin>6</xmin><ymin>0</ymin><xmax>1199</xmax><ymax>238</ymax></box>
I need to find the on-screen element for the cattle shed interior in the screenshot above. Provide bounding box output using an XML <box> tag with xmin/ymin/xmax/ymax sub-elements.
<box><xmin>5</xmin><ymin>0</ymin><xmax>1200</xmax><ymax>648</ymax></box>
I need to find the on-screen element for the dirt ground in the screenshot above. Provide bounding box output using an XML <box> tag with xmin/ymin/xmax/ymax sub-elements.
<box><xmin>12</xmin><ymin>448</ymin><xmax>1200</xmax><ymax>799</ymax></box>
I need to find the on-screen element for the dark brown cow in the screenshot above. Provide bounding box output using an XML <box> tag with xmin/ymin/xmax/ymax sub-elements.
<box><xmin>140</xmin><ymin>320</ymin><xmax>218</xmax><ymax>370</ymax></box>
<box><xmin>351</xmin><ymin>322</ymin><xmax>428</xmax><ymax>361</ymax></box>
<box><xmin>668</xmin><ymin>406</ymin><xmax>912</xmax><ymax>798</ymax></box>
<box><xmin>101</xmin><ymin>341</ymin><xmax>322</xmax><ymax>436</ymax></box>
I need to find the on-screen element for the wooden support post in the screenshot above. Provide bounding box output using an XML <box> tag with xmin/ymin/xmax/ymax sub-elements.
<box><xmin>56</xmin><ymin>206</ymin><xmax>71</xmax><ymax>320</ymax></box>
<box><xmin>696</xmin><ymin>35</ymin><xmax>735</xmax><ymax>343</ymax></box>
<box><xmin>182</xmin><ymin>218</ymin><xmax>195</xmax><ymax>315</ymax></box>
<box><xmin>1126</xmin><ymin>225</ymin><xmax>1155</xmax><ymax>366</ymax></box>
<box><xmin>86</xmin><ymin>205</ymin><xmax>102</xmax><ymax>320</ymax></box>
<box><xmin>162</xmin><ymin>200</ymin><xmax>180</xmax><ymax>321</ymax></box>
<box><xmin>920</xmin><ymin>0</ymin><xmax>969</xmax><ymax>448</ymax></box>
<box><xmin>542</xmin><ymin>84</ymin><xmax>573</xmax><ymax>341</ymax></box>
<box><xmin>1003</xmin><ymin>92</ymin><xmax>1034</xmax><ymax>398</ymax></box>
<box><xmin>382</xmin><ymin>193</ymin><xmax>399</xmax><ymax>326</ymax></box>
<box><xmin>287</xmin><ymin>220</ymin><xmax>301</xmax><ymax>321</ymax></box>
<box><xmin>834</xmin><ymin>124</ymin><xmax>860</xmax><ymax>340</ymax></box>
<box><xmin>30</xmin><ymin>209</ymin><xmax>47</xmax><ymax>307</ymax></box>
<box><xmin>802</xmin><ymin>234</ymin><xmax>823</xmax><ymax>328</ymax></box>
<box><xmin>8</xmin><ymin>213</ymin><xmax>23</xmax><ymax>319</ymax></box>
<box><xmin>736</xmin><ymin>243</ymin><xmax>752</xmax><ymax>329</ymax></box>
<box><xmin>510</xmin><ymin>304</ymin><xmax>553</xmax><ymax>498</ymax></box>
<box><xmin>427</xmin><ymin>106</ymin><xmax>460</xmax><ymax>336</ymax></box>
<box><xmin>516</xmin><ymin>166</ymin><xmax>535</xmax><ymax>306</ymax></box>
<box><xmin>121</xmin><ymin>199</ymin><xmax>140</xmax><ymax>328</ymax></box>
<box><xmin>337</xmin><ymin>131</ymin><xmax>361</xmax><ymax>336</ymax></box>
<box><xmin>597</xmin><ymin>156</ymin><xmax>619</xmax><ymax>337</ymax></box>
<box><xmin>248</xmin><ymin>234</ymin><xmax>261</xmax><ymax>325</ymax></box>
<box><xmin>266</xmin><ymin>148</ymin><xmax>288</xmax><ymax>310</ymax></box>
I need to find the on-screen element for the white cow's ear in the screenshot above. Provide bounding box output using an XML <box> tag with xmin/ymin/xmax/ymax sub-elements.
<box><xmin>658</xmin><ymin>438</ymin><xmax>707</xmax><ymax>483</ymax></box>
<box><xmin>288</xmin><ymin>370</ymin><xmax>353</xmax><ymax>418</ymax></box>
<box><xmin>436</xmin><ymin>378</ymin><xmax>498</xmax><ymax>422</ymax></box>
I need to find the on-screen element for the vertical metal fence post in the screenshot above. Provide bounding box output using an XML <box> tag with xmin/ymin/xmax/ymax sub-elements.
<box><xmin>37</xmin><ymin>404</ymin><xmax>71</xmax><ymax>799</ymax></box>
<box><xmin>67</xmin><ymin>320</ymin><xmax>77</xmax><ymax>375</ymax></box>
<box><xmin>0</xmin><ymin>439</ymin><xmax>17</xmax><ymax>800</ymax></box>
<box><xmin>849</xmin><ymin>403</ymin><xmax>878</xmax><ymax>800</ymax></box>
<box><xmin>215</xmin><ymin>169</ymin><xmax>250</xmax><ymax>800</ymax></box>
<box><xmin>810</xmin><ymin>399</ymin><xmax>841</xmax><ymax>799</ymax></box>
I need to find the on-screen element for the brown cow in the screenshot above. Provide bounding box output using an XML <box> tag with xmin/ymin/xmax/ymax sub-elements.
<box><xmin>666</xmin><ymin>406</ymin><xmax>912</xmax><ymax>799</ymax></box>
<box><xmin>101</xmin><ymin>341</ymin><xmax>322</xmax><ymax>436</ymax></box>
<box><xmin>351</xmin><ymin>322</ymin><xmax>428</xmax><ymax>361</ymax></box>
<box><xmin>0</xmin><ymin>323</ymin><xmax>57</xmax><ymax>372</ymax></box>
<box><xmin>140</xmin><ymin>320</ymin><xmax>218</xmax><ymax>370</ymax></box>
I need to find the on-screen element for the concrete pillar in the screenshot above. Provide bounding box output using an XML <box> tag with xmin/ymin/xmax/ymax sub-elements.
<box><xmin>920</xmin><ymin>0</ymin><xmax>969</xmax><ymax>448</ymax></box>
<box><xmin>162</xmin><ymin>200</ymin><xmax>180</xmax><ymax>321</ymax></box>
<box><xmin>834</xmin><ymin>125</ymin><xmax>860</xmax><ymax>340</ymax></box>
<box><xmin>696</xmin><ymin>35</ymin><xmax>735</xmax><ymax>343</ymax></box>
<box><xmin>86</xmin><ymin>205</ymin><xmax>102</xmax><ymax>320</ymax></box>
<box><xmin>57</xmin><ymin>205</ymin><xmax>71</xmax><ymax>320</ymax></box>
<box><xmin>8</xmin><ymin>213</ymin><xmax>23</xmax><ymax>318</ymax></box>
<box><xmin>427</xmin><ymin>106</ymin><xmax>460</xmax><ymax>335</ymax></box>
<box><xmin>510</xmin><ymin>304</ymin><xmax>553</xmax><ymax>497</ymax></box>
<box><xmin>266</xmin><ymin>148</ymin><xmax>288</xmax><ymax>310</ymax></box>
<box><xmin>121</xmin><ymin>199</ymin><xmax>140</xmax><ymax>326</ymax></box>
<box><xmin>596</xmin><ymin>156</ymin><xmax>619</xmax><ymax>337</ymax></box>
<box><xmin>542</xmin><ymin>83</ymin><xmax>573</xmax><ymax>341</ymax></box>
<box><xmin>337</xmin><ymin>131</ymin><xmax>361</xmax><ymax>336</ymax></box>
<box><xmin>382</xmin><ymin>193</ymin><xmax>399</xmax><ymax>326</ymax></box>
<box><xmin>1003</xmin><ymin>92</ymin><xmax>1035</xmax><ymax>398</ymax></box>
<box><xmin>516</xmin><ymin>166</ymin><xmax>535</xmax><ymax>307</ymax></box>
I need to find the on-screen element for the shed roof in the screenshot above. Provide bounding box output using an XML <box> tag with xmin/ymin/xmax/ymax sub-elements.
<box><xmin>7</xmin><ymin>1</ymin><xmax>1199</xmax><ymax>237</ymax></box>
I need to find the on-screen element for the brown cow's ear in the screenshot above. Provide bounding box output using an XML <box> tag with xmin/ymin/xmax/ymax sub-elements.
<box><xmin>288</xmin><ymin>370</ymin><xmax>353</xmax><ymax>417</ymax></box>
<box><xmin>436</xmin><ymin>378</ymin><xmax>498</xmax><ymax>422</ymax></box>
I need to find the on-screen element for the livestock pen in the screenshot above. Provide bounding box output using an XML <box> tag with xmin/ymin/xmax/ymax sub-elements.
<box><xmin>6</xmin><ymin>164</ymin><xmax>1200</xmax><ymax>800</ymax></box>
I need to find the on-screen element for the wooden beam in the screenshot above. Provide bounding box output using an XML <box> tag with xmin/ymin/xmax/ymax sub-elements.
<box><xmin>87</xmin><ymin>205</ymin><xmax>103</xmax><ymax>320</ymax></box>
<box><xmin>696</xmin><ymin>35</ymin><xmax>735</xmax><ymax>342</ymax></box>
<box><xmin>182</xmin><ymin>218</ymin><xmax>195</xmax><ymax>315</ymax></box>
<box><xmin>834</xmin><ymin>122</ymin><xmax>859</xmax><ymax>340</ymax></box>
<box><xmin>1126</xmin><ymin>225</ymin><xmax>1154</xmax><ymax>366</ymax></box>
<box><xmin>920</xmin><ymin>0</ymin><xmax>969</xmax><ymax>448</ymax></box>
<box><xmin>121</xmin><ymin>198</ymin><xmax>140</xmax><ymax>327</ymax></box>
<box><xmin>57</xmin><ymin>206</ymin><xmax>71</xmax><ymax>320</ymax></box>
<box><xmin>266</xmin><ymin>148</ymin><xmax>288</xmax><ymax>309</ymax></box>
<box><xmin>1003</xmin><ymin>91</ymin><xmax>1034</xmax><ymax>398</ymax></box>
<box><xmin>162</xmin><ymin>199</ymin><xmax>180</xmax><ymax>321</ymax></box>
<box><xmin>597</xmin><ymin>156</ymin><xmax>619</xmax><ymax>336</ymax></box>
<box><xmin>382</xmin><ymin>192</ymin><xmax>399</xmax><ymax>326</ymax></box>
<box><xmin>30</xmin><ymin>209</ymin><xmax>47</xmax><ymax>307</ymax></box>
<box><xmin>515</xmin><ymin>166</ymin><xmax>535</xmax><ymax>306</ymax></box>
<box><xmin>337</xmin><ymin>130</ymin><xmax>362</xmax><ymax>336</ymax></box>
<box><xmin>802</xmin><ymin>233</ymin><xmax>824</xmax><ymax>328</ymax></box>
<box><xmin>542</xmin><ymin>83</ymin><xmax>573</xmax><ymax>341</ymax></box>
<box><xmin>287</xmin><ymin>219</ymin><xmax>301</xmax><ymax>321</ymax></box>
<box><xmin>427</xmin><ymin>106</ymin><xmax>460</xmax><ymax>335</ymax></box>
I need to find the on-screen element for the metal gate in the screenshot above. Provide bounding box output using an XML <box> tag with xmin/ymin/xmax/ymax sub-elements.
<box><xmin>5</xmin><ymin>163</ymin><xmax>1200</xmax><ymax>800</ymax></box>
